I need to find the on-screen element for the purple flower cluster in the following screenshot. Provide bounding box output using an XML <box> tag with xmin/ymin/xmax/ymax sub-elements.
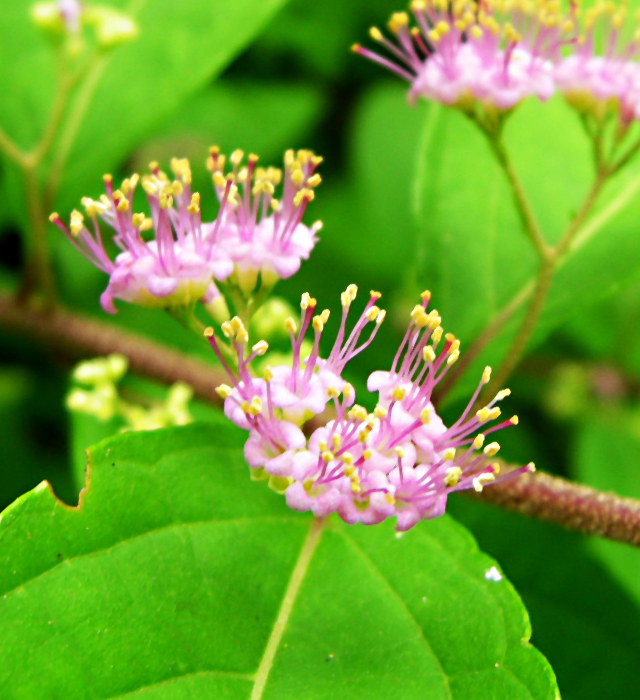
<box><xmin>355</xmin><ymin>0</ymin><xmax>640</xmax><ymax>122</ymax></box>
<box><xmin>208</xmin><ymin>286</ymin><xmax>533</xmax><ymax>531</ymax></box>
<box><xmin>51</xmin><ymin>149</ymin><xmax>322</xmax><ymax>313</ymax></box>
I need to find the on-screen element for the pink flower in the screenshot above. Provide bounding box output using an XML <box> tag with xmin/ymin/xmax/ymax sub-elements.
<box><xmin>554</xmin><ymin>3</ymin><xmax>640</xmax><ymax>123</ymax></box>
<box><xmin>51</xmin><ymin>159</ymin><xmax>233</xmax><ymax>314</ymax></box>
<box><xmin>52</xmin><ymin>148</ymin><xmax>322</xmax><ymax>313</ymax></box>
<box><xmin>209</xmin><ymin>286</ymin><xmax>534</xmax><ymax>531</ymax></box>
<box><xmin>206</xmin><ymin>148</ymin><xmax>323</xmax><ymax>294</ymax></box>
<box><xmin>354</xmin><ymin>1</ymin><xmax>574</xmax><ymax>111</ymax></box>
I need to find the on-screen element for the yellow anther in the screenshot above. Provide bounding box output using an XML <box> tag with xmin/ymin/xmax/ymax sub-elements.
<box><xmin>370</xmin><ymin>290</ymin><xmax>382</xmax><ymax>300</ymax></box>
<box><xmin>423</xmin><ymin>346</ymin><xmax>436</xmax><ymax>363</ymax></box>
<box><xmin>392</xmin><ymin>386</ymin><xmax>406</xmax><ymax>402</ymax></box>
<box><xmin>348</xmin><ymin>405</ymin><xmax>368</xmax><ymax>421</ymax></box>
<box><xmin>420</xmin><ymin>407</ymin><xmax>432</xmax><ymax>424</ymax></box>
<box><xmin>342</xmin><ymin>383</ymin><xmax>354</xmax><ymax>400</ymax></box>
<box><xmin>159</xmin><ymin>192</ymin><xmax>173</xmax><ymax>210</ymax></box>
<box><xmin>252</xmin><ymin>340</ymin><xmax>269</xmax><ymax>356</ymax></box>
<box><xmin>431</xmin><ymin>326</ymin><xmax>443</xmax><ymax>344</ymax></box>
<box><xmin>447</xmin><ymin>350</ymin><xmax>460</xmax><ymax>366</ymax></box>
<box><xmin>436</xmin><ymin>20</ymin><xmax>450</xmax><ymax>35</ymax></box>
<box><xmin>293</xmin><ymin>188</ymin><xmax>314</xmax><ymax>206</ymax></box>
<box><xmin>300</xmin><ymin>292</ymin><xmax>317</xmax><ymax>310</ymax></box>
<box><xmin>249</xmin><ymin>397</ymin><xmax>263</xmax><ymax>415</ymax></box>
<box><xmin>369</xmin><ymin>25</ymin><xmax>383</xmax><ymax>40</ymax></box>
<box><xmin>484</xmin><ymin>442</ymin><xmax>500</xmax><ymax>456</ymax></box>
<box><xmin>473</xmin><ymin>472</ymin><xmax>496</xmax><ymax>492</ymax></box>
<box><xmin>482</xmin><ymin>366</ymin><xmax>492</xmax><ymax>384</ymax></box>
<box><xmin>313</xmin><ymin>316</ymin><xmax>324</xmax><ymax>333</ymax></box>
<box><xmin>447</xmin><ymin>339</ymin><xmax>460</xmax><ymax>354</ymax></box>
<box><xmin>291</xmin><ymin>168</ymin><xmax>305</xmax><ymax>186</ymax></box>
<box><xmin>342</xmin><ymin>452</ymin><xmax>354</xmax><ymax>465</ymax></box>
<box><xmin>510</xmin><ymin>415</ymin><xmax>519</xmax><ymax>425</ymax></box>
<box><xmin>203</xmin><ymin>327</ymin><xmax>214</xmax><ymax>338</ymax></box>
<box><xmin>240</xmin><ymin>401</ymin><xmax>251</xmax><ymax>415</ymax></box>
<box><xmin>139</xmin><ymin>218</ymin><xmax>153</xmax><ymax>231</ymax></box>
<box><xmin>395</xmin><ymin>446</ymin><xmax>405</xmax><ymax>459</ymax></box>
<box><xmin>306</xmin><ymin>173</ymin><xmax>322</xmax><ymax>188</ymax></box>
<box><xmin>388</xmin><ymin>11</ymin><xmax>409</xmax><ymax>33</ymax></box>
<box><xmin>116</xmin><ymin>198</ymin><xmax>129</xmax><ymax>213</ymax></box>
<box><xmin>421</xmin><ymin>290</ymin><xmax>431</xmax><ymax>302</ymax></box>
<box><xmin>366</xmin><ymin>306</ymin><xmax>381</xmax><ymax>322</ymax></box>
<box><xmin>344</xmin><ymin>465</ymin><xmax>355</xmax><ymax>478</ymax></box>
<box><xmin>471</xmin><ymin>25</ymin><xmax>483</xmax><ymax>38</ymax></box>
<box><xmin>495</xmin><ymin>388</ymin><xmax>511</xmax><ymax>401</ymax></box>
<box><xmin>351</xmin><ymin>480</ymin><xmax>361</xmax><ymax>494</ymax></box>
<box><xmin>327</xmin><ymin>386</ymin><xmax>340</xmax><ymax>399</ymax></box>
<box><xmin>49</xmin><ymin>212</ymin><xmax>60</xmax><ymax>223</ymax></box>
<box><xmin>376</xmin><ymin>310</ymin><xmax>387</xmax><ymax>326</ymax></box>
<box><xmin>374</xmin><ymin>405</ymin><xmax>388</xmax><ymax>419</ymax></box>
<box><xmin>476</xmin><ymin>407</ymin><xmax>491</xmax><ymax>423</ymax></box>
<box><xmin>263</xmin><ymin>366</ymin><xmax>273</xmax><ymax>382</ymax></box>
<box><xmin>488</xmin><ymin>407</ymin><xmax>501</xmax><ymax>421</ymax></box>
<box><xmin>270</xmin><ymin>198</ymin><xmax>280</xmax><ymax>212</ymax></box>
<box><xmin>70</xmin><ymin>210</ymin><xmax>84</xmax><ymax>237</ymax></box>
<box><xmin>285</xmin><ymin>317</ymin><xmax>297</xmax><ymax>334</ymax></box>
<box><xmin>221</xmin><ymin>321</ymin><xmax>233</xmax><ymax>339</ymax></box>
<box><xmin>103</xmin><ymin>173</ymin><xmax>113</xmax><ymax>184</ymax></box>
<box><xmin>187</xmin><ymin>192</ymin><xmax>201</xmax><ymax>214</ymax></box>
<box><xmin>527</xmin><ymin>462</ymin><xmax>536</xmax><ymax>473</ymax></box>
<box><xmin>444</xmin><ymin>466</ymin><xmax>462</xmax><ymax>487</ymax></box>
<box><xmin>131</xmin><ymin>213</ymin><xmax>145</xmax><ymax>227</ymax></box>
<box><xmin>322</xmin><ymin>450</ymin><xmax>335</xmax><ymax>463</ymax></box>
<box><xmin>362</xmin><ymin>449</ymin><xmax>372</xmax><ymax>460</ymax></box>
<box><xmin>318</xmin><ymin>439</ymin><xmax>328</xmax><ymax>452</ymax></box>
<box><xmin>230</xmin><ymin>149</ymin><xmax>244</xmax><ymax>166</ymax></box>
<box><xmin>332</xmin><ymin>435</ymin><xmax>342</xmax><ymax>450</ymax></box>
<box><xmin>473</xmin><ymin>434</ymin><xmax>485</xmax><ymax>450</ymax></box>
<box><xmin>443</xmin><ymin>447</ymin><xmax>456</xmax><ymax>461</ymax></box>
<box><xmin>147</xmin><ymin>162</ymin><xmax>158</xmax><ymax>172</ymax></box>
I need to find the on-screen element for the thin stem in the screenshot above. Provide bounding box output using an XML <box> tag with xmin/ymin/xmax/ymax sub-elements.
<box><xmin>556</xmin><ymin>166</ymin><xmax>609</xmax><ymax>259</ymax></box>
<box><xmin>487</xmin><ymin>131</ymin><xmax>552</xmax><ymax>262</ymax></box>
<box><xmin>434</xmin><ymin>280</ymin><xmax>534</xmax><ymax>402</ymax></box>
<box><xmin>18</xmin><ymin>164</ymin><xmax>56</xmax><ymax>304</ymax></box>
<box><xmin>482</xmin><ymin>256</ymin><xmax>555</xmax><ymax>400</ymax></box>
<box><xmin>0</xmin><ymin>126</ymin><xmax>27</xmax><ymax>166</ymax></box>
<box><xmin>46</xmin><ymin>55</ymin><xmax>107</xmax><ymax>208</ymax></box>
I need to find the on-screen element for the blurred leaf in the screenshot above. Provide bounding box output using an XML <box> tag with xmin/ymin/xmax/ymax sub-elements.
<box><xmin>0</xmin><ymin>423</ymin><xmax>557</xmax><ymax>699</ymax></box>
<box><xmin>0</xmin><ymin>0</ymin><xmax>292</xmax><ymax>211</ymax></box>
<box><xmin>449</xmin><ymin>495</ymin><xmax>640</xmax><ymax>700</ymax></box>
<box><xmin>574</xmin><ymin>411</ymin><xmax>640</xmax><ymax>610</ymax></box>
<box><xmin>414</xmin><ymin>95</ymin><xmax>640</xmax><ymax>397</ymax></box>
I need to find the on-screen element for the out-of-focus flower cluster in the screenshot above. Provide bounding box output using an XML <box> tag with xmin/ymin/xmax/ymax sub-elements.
<box><xmin>208</xmin><ymin>286</ymin><xmax>534</xmax><ymax>531</ymax></box>
<box><xmin>51</xmin><ymin>148</ymin><xmax>322</xmax><ymax>315</ymax></box>
<box><xmin>67</xmin><ymin>354</ymin><xmax>194</xmax><ymax>431</ymax></box>
<box><xmin>355</xmin><ymin>0</ymin><xmax>640</xmax><ymax>125</ymax></box>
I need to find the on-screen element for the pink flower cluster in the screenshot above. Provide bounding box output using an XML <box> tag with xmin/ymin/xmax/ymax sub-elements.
<box><xmin>354</xmin><ymin>0</ymin><xmax>574</xmax><ymax>111</ymax></box>
<box><xmin>355</xmin><ymin>0</ymin><xmax>640</xmax><ymax>122</ymax></box>
<box><xmin>209</xmin><ymin>286</ymin><xmax>534</xmax><ymax>531</ymax></box>
<box><xmin>51</xmin><ymin>149</ymin><xmax>322</xmax><ymax>314</ymax></box>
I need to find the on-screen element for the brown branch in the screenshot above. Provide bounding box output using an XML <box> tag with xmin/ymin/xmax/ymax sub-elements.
<box><xmin>1</xmin><ymin>293</ymin><xmax>640</xmax><ymax>545</ymax></box>
<box><xmin>469</xmin><ymin>465</ymin><xmax>640</xmax><ymax>546</ymax></box>
<box><xmin>0</xmin><ymin>294</ymin><xmax>226</xmax><ymax>405</ymax></box>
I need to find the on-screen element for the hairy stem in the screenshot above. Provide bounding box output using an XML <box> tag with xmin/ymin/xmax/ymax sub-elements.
<box><xmin>482</xmin><ymin>256</ymin><xmax>555</xmax><ymax>400</ymax></box>
<box><xmin>0</xmin><ymin>293</ymin><xmax>639</xmax><ymax>544</ymax></box>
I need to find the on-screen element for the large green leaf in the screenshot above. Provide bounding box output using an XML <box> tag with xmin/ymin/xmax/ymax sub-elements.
<box><xmin>0</xmin><ymin>423</ymin><xmax>557</xmax><ymax>699</ymax></box>
<box><xmin>414</xmin><ymin>94</ymin><xmax>640</xmax><ymax>396</ymax></box>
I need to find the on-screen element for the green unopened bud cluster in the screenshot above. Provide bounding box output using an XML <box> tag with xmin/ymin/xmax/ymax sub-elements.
<box><xmin>66</xmin><ymin>354</ymin><xmax>194</xmax><ymax>432</ymax></box>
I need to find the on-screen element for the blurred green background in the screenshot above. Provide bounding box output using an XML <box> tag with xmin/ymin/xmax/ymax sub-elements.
<box><xmin>2</xmin><ymin>1</ymin><xmax>640</xmax><ymax>697</ymax></box>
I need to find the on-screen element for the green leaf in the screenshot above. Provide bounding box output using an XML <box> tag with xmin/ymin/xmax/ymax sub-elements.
<box><xmin>414</xmin><ymin>94</ymin><xmax>640</xmax><ymax>396</ymax></box>
<box><xmin>449</xmin><ymin>495</ymin><xmax>640</xmax><ymax>700</ymax></box>
<box><xmin>0</xmin><ymin>423</ymin><xmax>557</xmax><ymax>699</ymax></box>
<box><xmin>574</xmin><ymin>411</ymin><xmax>640</xmax><ymax>610</ymax></box>
<box><xmin>0</xmin><ymin>0</ymin><xmax>291</xmax><ymax>211</ymax></box>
